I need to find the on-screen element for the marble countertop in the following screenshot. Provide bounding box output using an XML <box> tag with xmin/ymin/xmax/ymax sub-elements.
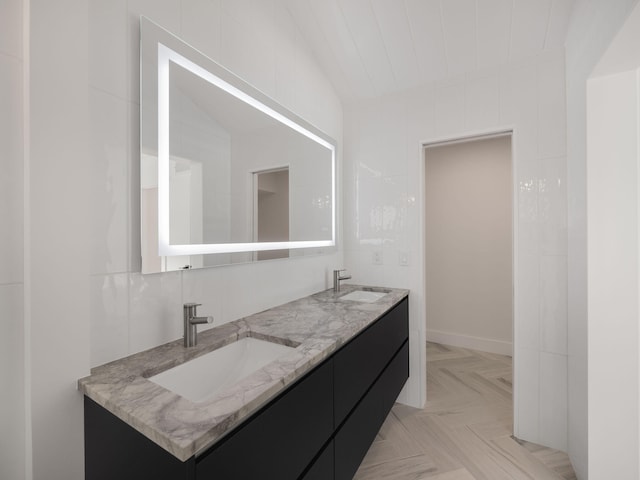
<box><xmin>78</xmin><ymin>284</ymin><xmax>409</xmax><ymax>461</ymax></box>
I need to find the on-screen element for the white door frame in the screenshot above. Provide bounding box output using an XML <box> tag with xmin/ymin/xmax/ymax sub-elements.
<box><xmin>419</xmin><ymin>126</ymin><xmax>518</xmax><ymax>432</ymax></box>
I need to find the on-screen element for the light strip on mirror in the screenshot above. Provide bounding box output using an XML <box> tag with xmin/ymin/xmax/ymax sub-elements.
<box><xmin>157</xmin><ymin>43</ymin><xmax>336</xmax><ymax>256</ymax></box>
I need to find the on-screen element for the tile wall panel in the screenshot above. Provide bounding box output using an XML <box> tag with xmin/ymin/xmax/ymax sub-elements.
<box><xmin>344</xmin><ymin>50</ymin><xmax>568</xmax><ymax>448</ymax></box>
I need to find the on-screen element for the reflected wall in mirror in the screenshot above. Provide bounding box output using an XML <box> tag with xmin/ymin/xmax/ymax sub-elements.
<box><xmin>140</xmin><ymin>17</ymin><xmax>336</xmax><ymax>273</ymax></box>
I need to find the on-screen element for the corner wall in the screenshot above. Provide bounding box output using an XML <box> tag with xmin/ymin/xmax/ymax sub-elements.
<box><xmin>0</xmin><ymin>0</ymin><xmax>25</xmax><ymax>478</ymax></box>
<box><xmin>565</xmin><ymin>1</ymin><xmax>639</xmax><ymax>477</ymax></box>
<box><xmin>585</xmin><ymin>3</ymin><xmax>640</xmax><ymax>478</ymax></box>
<box><xmin>587</xmin><ymin>66</ymin><xmax>640</xmax><ymax>480</ymax></box>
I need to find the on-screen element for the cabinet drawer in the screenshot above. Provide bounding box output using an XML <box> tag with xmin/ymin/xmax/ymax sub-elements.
<box><xmin>84</xmin><ymin>396</ymin><xmax>194</xmax><ymax>480</ymax></box>
<box><xmin>300</xmin><ymin>440</ymin><xmax>334</xmax><ymax>480</ymax></box>
<box><xmin>334</xmin><ymin>341</ymin><xmax>409</xmax><ymax>480</ymax></box>
<box><xmin>334</xmin><ymin>297</ymin><xmax>408</xmax><ymax>425</ymax></box>
<box><xmin>196</xmin><ymin>359</ymin><xmax>333</xmax><ymax>480</ymax></box>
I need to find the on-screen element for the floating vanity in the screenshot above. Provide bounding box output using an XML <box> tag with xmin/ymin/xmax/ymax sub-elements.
<box><xmin>79</xmin><ymin>285</ymin><xmax>409</xmax><ymax>480</ymax></box>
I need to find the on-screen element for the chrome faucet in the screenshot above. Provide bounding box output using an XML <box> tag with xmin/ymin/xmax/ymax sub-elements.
<box><xmin>183</xmin><ymin>303</ymin><xmax>213</xmax><ymax>347</ymax></box>
<box><xmin>333</xmin><ymin>269</ymin><xmax>352</xmax><ymax>292</ymax></box>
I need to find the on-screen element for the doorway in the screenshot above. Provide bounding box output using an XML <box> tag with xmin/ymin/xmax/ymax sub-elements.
<box><xmin>253</xmin><ymin>167</ymin><xmax>290</xmax><ymax>261</ymax></box>
<box><xmin>424</xmin><ymin>133</ymin><xmax>514</xmax><ymax>414</ymax></box>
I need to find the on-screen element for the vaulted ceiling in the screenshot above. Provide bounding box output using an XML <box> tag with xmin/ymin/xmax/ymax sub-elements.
<box><xmin>286</xmin><ymin>0</ymin><xmax>576</xmax><ymax>101</ymax></box>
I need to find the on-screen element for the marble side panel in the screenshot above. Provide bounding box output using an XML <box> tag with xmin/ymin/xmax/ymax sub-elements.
<box><xmin>78</xmin><ymin>285</ymin><xmax>409</xmax><ymax>461</ymax></box>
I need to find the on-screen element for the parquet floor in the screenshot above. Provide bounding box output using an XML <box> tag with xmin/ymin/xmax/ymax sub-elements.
<box><xmin>354</xmin><ymin>342</ymin><xmax>577</xmax><ymax>480</ymax></box>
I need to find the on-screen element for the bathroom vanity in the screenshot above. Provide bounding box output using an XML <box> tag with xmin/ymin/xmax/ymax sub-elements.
<box><xmin>79</xmin><ymin>285</ymin><xmax>409</xmax><ymax>479</ymax></box>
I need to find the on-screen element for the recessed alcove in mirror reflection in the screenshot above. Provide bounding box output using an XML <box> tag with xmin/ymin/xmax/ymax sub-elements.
<box><xmin>140</xmin><ymin>17</ymin><xmax>336</xmax><ymax>273</ymax></box>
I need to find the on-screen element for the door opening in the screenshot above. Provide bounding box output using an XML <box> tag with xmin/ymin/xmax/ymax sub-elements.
<box><xmin>423</xmin><ymin>133</ymin><xmax>514</xmax><ymax>424</ymax></box>
<box><xmin>253</xmin><ymin>167</ymin><xmax>290</xmax><ymax>261</ymax></box>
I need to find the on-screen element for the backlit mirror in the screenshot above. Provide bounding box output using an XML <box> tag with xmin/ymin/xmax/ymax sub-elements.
<box><xmin>140</xmin><ymin>17</ymin><xmax>336</xmax><ymax>273</ymax></box>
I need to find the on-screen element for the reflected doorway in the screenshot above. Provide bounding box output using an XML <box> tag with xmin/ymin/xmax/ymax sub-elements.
<box><xmin>253</xmin><ymin>168</ymin><xmax>290</xmax><ymax>261</ymax></box>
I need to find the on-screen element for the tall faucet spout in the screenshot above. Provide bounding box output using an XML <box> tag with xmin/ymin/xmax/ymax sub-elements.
<box><xmin>183</xmin><ymin>303</ymin><xmax>214</xmax><ymax>347</ymax></box>
<box><xmin>333</xmin><ymin>269</ymin><xmax>351</xmax><ymax>292</ymax></box>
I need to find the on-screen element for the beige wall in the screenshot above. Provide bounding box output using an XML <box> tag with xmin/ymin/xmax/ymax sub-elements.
<box><xmin>425</xmin><ymin>135</ymin><xmax>512</xmax><ymax>354</ymax></box>
<box><xmin>257</xmin><ymin>169</ymin><xmax>290</xmax><ymax>261</ymax></box>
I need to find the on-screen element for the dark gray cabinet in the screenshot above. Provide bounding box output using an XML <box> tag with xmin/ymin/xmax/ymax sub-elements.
<box><xmin>335</xmin><ymin>342</ymin><xmax>409</xmax><ymax>480</ymax></box>
<box><xmin>196</xmin><ymin>358</ymin><xmax>333</xmax><ymax>480</ymax></box>
<box><xmin>84</xmin><ymin>296</ymin><xmax>409</xmax><ymax>480</ymax></box>
<box><xmin>334</xmin><ymin>297</ymin><xmax>409</xmax><ymax>426</ymax></box>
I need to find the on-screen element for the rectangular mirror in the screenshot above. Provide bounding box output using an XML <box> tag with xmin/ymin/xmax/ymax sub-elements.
<box><xmin>140</xmin><ymin>17</ymin><xmax>336</xmax><ymax>273</ymax></box>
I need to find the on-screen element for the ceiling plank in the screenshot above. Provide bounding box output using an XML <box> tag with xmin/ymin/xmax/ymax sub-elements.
<box><xmin>405</xmin><ymin>0</ymin><xmax>449</xmax><ymax>83</ymax></box>
<box><xmin>371</xmin><ymin>0</ymin><xmax>422</xmax><ymax>91</ymax></box>
<box><xmin>477</xmin><ymin>0</ymin><xmax>512</xmax><ymax>69</ymax></box>
<box><xmin>340</xmin><ymin>0</ymin><xmax>397</xmax><ymax>96</ymax></box>
<box><xmin>510</xmin><ymin>0</ymin><xmax>553</xmax><ymax>60</ymax></box>
<box><xmin>441</xmin><ymin>0</ymin><xmax>477</xmax><ymax>77</ymax></box>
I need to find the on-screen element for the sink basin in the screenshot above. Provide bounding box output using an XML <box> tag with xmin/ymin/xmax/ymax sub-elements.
<box><xmin>340</xmin><ymin>290</ymin><xmax>388</xmax><ymax>303</ymax></box>
<box><xmin>149</xmin><ymin>338</ymin><xmax>295</xmax><ymax>403</ymax></box>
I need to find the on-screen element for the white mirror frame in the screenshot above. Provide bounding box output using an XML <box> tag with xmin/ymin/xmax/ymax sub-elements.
<box><xmin>142</xmin><ymin>17</ymin><xmax>336</xmax><ymax>260</ymax></box>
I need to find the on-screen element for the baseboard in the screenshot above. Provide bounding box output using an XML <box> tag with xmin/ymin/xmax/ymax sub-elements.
<box><xmin>426</xmin><ymin>329</ymin><xmax>512</xmax><ymax>356</ymax></box>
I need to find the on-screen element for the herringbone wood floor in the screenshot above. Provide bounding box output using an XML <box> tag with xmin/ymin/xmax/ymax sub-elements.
<box><xmin>354</xmin><ymin>342</ymin><xmax>577</xmax><ymax>480</ymax></box>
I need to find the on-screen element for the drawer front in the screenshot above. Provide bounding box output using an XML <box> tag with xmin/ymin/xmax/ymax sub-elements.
<box><xmin>300</xmin><ymin>440</ymin><xmax>334</xmax><ymax>480</ymax></box>
<box><xmin>334</xmin><ymin>297</ymin><xmax>408</xmax><ymax>426</ymax></box>
<box><xmin>334</xmin><ymin>341</ymin><xmax>409</xmax><ymax>480</ymax></box>
<box><xmin>196</xmin><ymin>359</ymin><xmax>333</xmax><ymax>480</ymax></box>
<box><xmin>84</xmin><ymin>397</ymin><xmax>194</xmax><ymax>480</ymax></box>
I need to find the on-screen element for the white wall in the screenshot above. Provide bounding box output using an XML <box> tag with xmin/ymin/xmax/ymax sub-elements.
<box><xmin>17</xmin><ymin>1</ymin><xmax>343</xmax><ymax>479</ymax></box>
<box><xmin>344</xmin><ymin>48</ymin><xmax>569</xmax><ymax>450</ymax></box>
<box><xmin>28</xmin><ymin>1</ymin><xmax>91</xmax><ymax>478</ymax></box>
<box><xmin>587</xmin><ymin>67</ymin><xmax>640</xmax><ymax>480</ymax></box>
<box><xmin>0</xmin><ymin>1</ymin><xmax>25</xmax><ymax>478</ymax></box>
<box><xmin>565</xmin><ymin>0</ymin><xmax>639</xmax><ymax>477</ymax></box>
<box><xmin>585</xmin><ymin>3</ymin><xmax>640</xmax><ymax>478</ymax></box>
<box><xmin>424</xmin><ymin>136</ymin><xmax>512</xmax><ymax>356</ymax></box>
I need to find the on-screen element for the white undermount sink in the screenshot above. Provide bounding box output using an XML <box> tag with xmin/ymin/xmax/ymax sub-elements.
<box><xmin>340</xmin><ymin>289</ymin><xmax>389</xmax><ymax>303</ymax></box>
<box><xmin>149</xmin><ymin>337</ymin><xmax>295</xmax><ymax>403</ymax></box>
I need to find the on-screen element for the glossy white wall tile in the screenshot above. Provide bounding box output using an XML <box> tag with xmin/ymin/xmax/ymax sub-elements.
<box><xmin>344</xmin><ymin>50</ymin><xmax>568</xmax><ymax>448</ymax></box>
<box><xmin>0</xmin><ymin>285</ymin><xmax>25</xmax><ymax>480</ymax></box>
<box><xmin>1</xmin><ymin>5</ymin><xmax>25</xmax><ymax>480</ymax></box>
<box><xmin>464</xmin><ymin>71</ymin><xmax>500</xmax><ymax>131</ymax></box>
<box><xmin>89</xmin><ymin>0</ymin><xmax>128</xmax><ymax>100</ymax></box>
<box><xmin>499</xmin><ymin>60</ymin><xmax>537</xmax><ymax>133</ymax></box>
<box><xmin>539</xmin><ymin>351</ymin><xmax>568</xmax><ymax>450</ymax></box>
<box><xmin>539</xmin><ymin>156</ymin><xmax>568</xmax><ymax>256</ymax></box>
<box><xmin>29</xmin><ymin>2</ymin><xmax>92</xmax><ymax>478</ymax></box>
<box><xmin>539</xmin><ymin>255</ymin><xmax>568</xmax><ymax>355</ymax></box>
<box><xmin>515</xmin><ymin>149</ymin><xmax>539</xmax><ymax>256</ymax></box>
<box><xmin>129</xmin><ymin>271</ymin><xmax>183</xmax><ymax>354</ymax></box>
<box><xmin>516</xmin><ymin>347</ymin><xmax>540</xmax><ymax>442</ymax></box>
<box><xmin>434</xmin><ymin>78</ymin><xmax>465</xmax><ymax>136</ymax></box>
<box><xmin>0</xmin><ymin>54</ymin><xmax>23</xmax><ymax>285</ymax></box>
<box><xmin>0</xmin><ymin>0</ymin><xmax>22</xmax><ymax>59</ymax></box>
<box><xmin>537</xmin><ymin>50</ymin><xmax>567</xmax><ymax>159</ymax></box>
<box><xmin>516</xmin><ymin>253</ymin><xmax>539</xmax><ymax>350</ymax></box>
<box><xmin>89</xmin><ymin>88</ymin><xmax>129</xmax><ymax>275</ymax></box>
<box><xmin>90</xmin><ymin>274</ymin><xmax>129</xmax><ymax>367</ymax></box>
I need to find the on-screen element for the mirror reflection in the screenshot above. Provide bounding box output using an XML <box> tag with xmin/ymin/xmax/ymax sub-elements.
<box><xmin>140</xmin><ymin>18</ymin><xmax>336</xmax><ymax>273</ymax></box>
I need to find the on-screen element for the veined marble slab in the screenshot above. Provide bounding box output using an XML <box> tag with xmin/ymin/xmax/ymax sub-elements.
<box><xmin>78</xmin><ymin>285</ymin><xmax>409</xmax><ymax>461</ymax></box>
